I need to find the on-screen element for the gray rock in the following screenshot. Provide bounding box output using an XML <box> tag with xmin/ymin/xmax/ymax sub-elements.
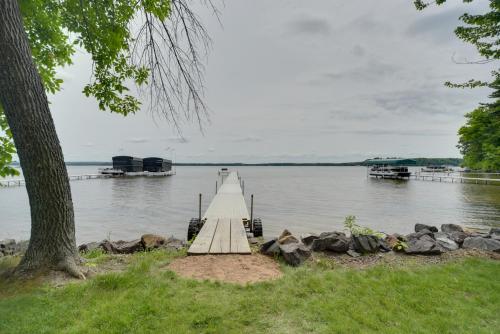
<box><xmin>434</xmin><ymin>233</ymin><xmax>459</xmax><ymax>251</ymax></box>
<box><xmin>489</xmin><ymin>228</ymin><xmax>500</xmax><ymax>241</ymax></box>
<box><xmin>163</xmin><ymin>237</ymin><xmax>186</xmax><ymax>250</ymax></box>
<box><xmin>346</xmin><ymin>249</ymin><xmax>361</xmax><ymax>258</ymax></box>
<box><xmin>311</xmin><ymin>232</ymin><xmax>350</xmax><ymax>252</ymax></box>
<box><xmin>441</xmin><ymin>224</ymin><xmax>464</xmax><ymax>233</ymax></box>
<box><xmin>415</xmin><ymin>224</ymin><xmax>438</xmax><ymax>233</ymax></box>
<box><xmin>351</xmin><ymin>235</ymin><xmax>380</xmax><ymax>253</ymax></box>
<box><xmin>462</xmin><ymin>237</ymin><xmax>500</xmax><ymax>252</ymax></box>
<box><xmin>406</xmin><ymin>229</ymin><xmax>434</xmax><ymax>241</ymax></box>
<box><xmin>405</xmin><ymin>235</ymin><xmax>442</xmax><ymax>255</ymax></box>
<box><xmin>301</xmin><ymin>233</ymin><xmax>319</xmax><ymax>246</ymax></box>
<box><xmin>279</xmin><ymin>242</ymin><xmax>311</xmax><ymax>266</ymax></box>
<box><xmin>0</xmin><ymin>239</ymin><xmax>15</xmax><ymax>248</ymax></box>
<box><xmin>78</xmin><ymin>242</ymin><xmax>101</xmax><ymax>253</ymax></box>
<box><xmin>447</xmin><ymin>231</ymin><xmax>468</xmax><ymax>245</ymax></box>
<box><xmin>260</xmin><ymin>238</ymin><xmax>280</xmax><ymax>256</ymax></box>
<box><xmin>99</xmin><ymin>239</ymin><xmax>144</xmax><ymax>254</ymax></box>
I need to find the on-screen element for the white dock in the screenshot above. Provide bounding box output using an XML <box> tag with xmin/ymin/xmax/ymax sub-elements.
<box><xmin>188</xmin><ymin>171</ymin><xmax>251</xmax><ymax>255</ymax></box>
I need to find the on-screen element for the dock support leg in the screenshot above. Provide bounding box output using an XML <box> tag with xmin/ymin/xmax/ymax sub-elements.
<box><xmin>198</xmin><ymin>193</ymin><xmax>202</xmax><ymax>222</ymax></box>
<box><xmin>250</xmin><ymin>194</ymin><xmax>254</xmax><ymax>227</ymax></box>
<box><xmin>215</xmin><ymin>181</ymin><xmax>217</xmax><ymax>194</ymax></box>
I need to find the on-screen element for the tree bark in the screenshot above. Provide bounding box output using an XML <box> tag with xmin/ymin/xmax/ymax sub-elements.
<box><xmin>0</xmin><ymin>0</ymin><xmax>83</xmax><ymax>278</ymax></box>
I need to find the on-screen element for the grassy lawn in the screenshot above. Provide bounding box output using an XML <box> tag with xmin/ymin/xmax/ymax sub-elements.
<box><xmin>0</xmin><ymin>250</ymin><xmax>499</xmax><ymax>334</ymax></box>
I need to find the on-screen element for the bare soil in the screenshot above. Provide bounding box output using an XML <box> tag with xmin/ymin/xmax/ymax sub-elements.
<box><xmin>167</xmin><ymin>254</ymin><xmax>283</xmax><ymax>284</ymax></box>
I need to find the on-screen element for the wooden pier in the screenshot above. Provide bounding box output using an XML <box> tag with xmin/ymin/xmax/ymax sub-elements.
<box><xmin>188</xmin><ymin>171</ymin><xmax>251</xmax><ymax>255</ymax></box>
<box><xmin>0</xmin><ymin>174</ymin><xmax>113</xmax><ymax>187</ymax></box>
<box><xmin>413</xmin><ymin>173</ymin><xmax>500</xmax><ymax>185</ymax></box>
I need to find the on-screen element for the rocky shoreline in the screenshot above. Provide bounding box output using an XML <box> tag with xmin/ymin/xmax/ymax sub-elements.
<box><xmin>260</xmin><ymin>224</ymin><xmax>500</xmax><ymax>266</ymax></box>
<box><xmin>2</xmin><ymin>224</ymin><xmax>499</xmax><ymax>268</ymax></box>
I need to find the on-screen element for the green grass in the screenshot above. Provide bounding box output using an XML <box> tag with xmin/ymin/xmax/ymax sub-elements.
<box><xmin>0</xmin><ymin>251</ymin><xmax>499</xmax><ymax>334</ymax></box>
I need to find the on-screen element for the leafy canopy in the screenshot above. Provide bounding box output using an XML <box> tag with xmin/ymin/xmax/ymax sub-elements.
<box><xmin>415</xmin><ymin>0</ymin><xmax>499</xmax><ymax>170</ymax></box>
<box><xmin>0</xmin><ymin>0</ymin><xmax>210</xmax><ymax>176</ymax></box>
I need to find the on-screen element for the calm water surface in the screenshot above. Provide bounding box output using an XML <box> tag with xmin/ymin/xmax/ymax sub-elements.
<box><xmin>1</xmin><ymin>166</ymin><xmax>499</xmax><ymax>243</ymax></box>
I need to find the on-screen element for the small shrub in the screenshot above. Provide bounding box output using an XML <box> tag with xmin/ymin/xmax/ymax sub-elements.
<box><xmin>344</xmin><ymin>215</ymin><xmax>384</xmax><ymax>238</ymax></box>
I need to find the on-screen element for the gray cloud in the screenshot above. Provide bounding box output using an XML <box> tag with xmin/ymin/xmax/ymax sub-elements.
<box><xmin>126</xmin><ymin>137</ymin><xmax>150</xmax><ymax>144</ymax></box>
<box><xmin>286</xmin><ymin>16</ymin><xmax>331</xmax><ymax>36</ymax></box>
<box><xmin>164</xmin><ymin>136</ymin><xmax>189</xmax><ymax>143</ymax></box>
<box><xmin>229</xmin><ymin>135</ymin><xmax>263</xmax><ymax>143</ymax></box>
<box><xmin>406</xmin><ymin>9</ymin><xmax>464</xmax><ymax>43</ymax></box>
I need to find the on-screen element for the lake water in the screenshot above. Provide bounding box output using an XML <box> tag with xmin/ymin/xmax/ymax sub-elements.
<box><xmin>1</xmin><ymin>166</ymin><xmax>499</xmax><ymax>244</ymax></box>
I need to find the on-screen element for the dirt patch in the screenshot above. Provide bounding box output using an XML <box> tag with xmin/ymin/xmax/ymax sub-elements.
<box><xmin>167</xmin><ymin>254</ymin><xmax>282</xmax><ymax>284</ymax></box>
<box><xmin>314</xmin><ymin>248</ymin><xmax>500</xmax><ymax>269</ymax></box>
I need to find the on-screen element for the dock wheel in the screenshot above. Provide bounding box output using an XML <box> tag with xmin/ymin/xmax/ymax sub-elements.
<box><xmin>252</xmin><ymin>218</ymin><xmax>263</xmax><ymax>237</ymax></box>
<box><xmin>187</xmin><ymin>218</ymin><xmax>202</xmax><ymax>241</ymax></box>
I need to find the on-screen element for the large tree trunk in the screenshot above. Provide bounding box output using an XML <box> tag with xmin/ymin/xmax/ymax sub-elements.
<box><xmin>0</xmin><ymin>0</ymin><xmax>83</xmax><ymax>278</ymax></box>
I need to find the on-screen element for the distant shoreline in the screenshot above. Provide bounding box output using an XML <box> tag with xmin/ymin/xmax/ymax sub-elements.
<box><xmin>10</xmin><ymin>158</ymin><xmax>464</xmax><ymax>167</ymax></box>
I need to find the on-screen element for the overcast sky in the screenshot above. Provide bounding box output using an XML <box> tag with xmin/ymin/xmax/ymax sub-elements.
<box><xmin>47</xmin><ymin>0</ymin><xmax>495</xmax><ymax>163</ymax></box>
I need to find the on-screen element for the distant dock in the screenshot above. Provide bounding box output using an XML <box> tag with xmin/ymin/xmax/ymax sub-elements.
<box><xmin>413</xmin><ymin>172</ymin><xmax>500</xmax><ymax>185</ymax></box>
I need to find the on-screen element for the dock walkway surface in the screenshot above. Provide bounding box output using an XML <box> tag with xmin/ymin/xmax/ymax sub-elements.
<box><xmin>188</xmin><ymin>171</ymin><xmax>251</xmax><ymax>255</ymax></box>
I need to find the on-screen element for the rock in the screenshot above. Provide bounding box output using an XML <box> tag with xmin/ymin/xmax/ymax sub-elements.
<box><xmin>141</xmin><ymin>234</ymin><xmax>166</xmax><ymax>250</ymax></box>
<box><xmin>301</xmin><ymin>233</ymin><xmax>319</xmax><ymax>246</ymax></box>
<box><xmin>278</xmin><ymin>229</ymin><xmax>292</xmax><ymax>240</ymax></box>
<box><xmin>163</xmin><ymin>237</ymin><xmax>186</xmax><ymax>250</ymax></box>
<box><xmin>385</xmin><ymin>234</ymin><xmax>399</xmax><ymax>248</ymax></box>
<box><xmin>434</xmin><ymin>233</ymin><xmax>459</xmax><ymax>251</ymax></box>
<box><xmin>99</xmin><ymin>240</ymin><xmax>115</xmax><ymax>253</ymax></box>
<box><xmin>279</xmin><ymin>243</ymin><xmax>311</xmax><ymax>266</ymax></box>
<box><xmin>406</xmin><ymin>229</ymin><xmax>434</xmax><ymax>241</ymax></box>
<box><xmin>99</xmin><ymin>239</ymin><xmax>144</xmax><ymax>254</ymax></box>
<box><xmin>0</xmin><ymin>239</ymin><xmax>15</xmax><ymax>248</ymax></box>
<box><xmin>489</xmin><ymin>228</ymin><xmax>500</xmax><ymax>241</ymax></box>
<box><xmin>462</xmin><ymin>237</ymin><xmax>500</xmax><ymax>252</ymax></box>
<box><xmin>278</xmin><ymin>235</ymin><xmax>300</xmax><ymax>245</ymax></box>
<box><xmin>346</xmin><ymin>249</ymin><xmax>361</xmax><ymax>258</ymax></box>
<box><xmin>10</xmin><ymin>240</ymin><xmax>29</xmax><ymax>255</ymax></box>
<box><xmin>351</xmin><ymin>235</ymin><xmax>380</xmax><ymax>253</ymax></box>
<box><xmin>311</xmin><ymin>232</ymin><xmax>350</xmax><ymax>252</ymax></box>
<box><xmin>247</xmin><ymin>237</ymin><xmax>261</xmax><ymax>245</ymax></box>
<box><xmin>260</xmin><ymin>238</ymin><xmax>281</xmax><ymax>256</ymax></box>
<box><xmin>405</xmin><ymin>235</ymin><xmax>442</xmax><ymax>255</ymax></box>
<box><xmin>415</xmin><ymin>224</ymin><xmax>438</xmax><ymax>233</ymax></box>
<box><xmin>447</xmin><ymin>231</ymin><xmax>468</xmax><ymax>245</ymax></box>
<box><xmin>78</xmin><ymin>242</ymin><xmax>101</xmax><ymax>253</ymax></box>
<box><xmin>441</xmin><ymin>224</ymin><xmax>464</xmax><ymax>233</ymax></box>
<box><xmin>378</xmin><ymin>239</ymin><xmax>392</xmax><ymax>252</ymax></box>
<box><xmin>113</xmin><ymin>239</ymin><xmax>144</xmax><ymax>254</ymax></box>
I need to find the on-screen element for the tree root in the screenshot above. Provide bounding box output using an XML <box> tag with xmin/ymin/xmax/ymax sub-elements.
<box><xmin>57</xmin><ymin>257</ymin><xmax>86</xmax><ymax>280</ymax></box>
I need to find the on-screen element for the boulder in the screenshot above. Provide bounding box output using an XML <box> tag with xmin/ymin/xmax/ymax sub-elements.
<box><xmin>311</xmin><ymin>232</ymin><xmax>349</xmax><ymax>252</ymax></box>
<box><xmin>278</xmin><ymin>235</ymin><xmax>300</xmax><ymax>245</ymax></box>
<box><xmin>164</xmin><ymin>237</ymin><xmax>186</xmax><ymax>250</ymax></box>
<box><xmin>406</xmin><ymin>229</ymin><xmax>434</xmax><ymax>241</ymax></box>
<box><xmin>113</xmin><ymin>239</ymin><xmax>144</xmax><ymax>254</ymax></box>
<box><xmin>462</xmin><ymin>237</ymin><xmax>500</xmax><ymax>252</ymax></box>
<box><xmin>99</xmin><ymin>240</ymin><xmax>115</xmax><ymax>253</ymax></box>
<box><xmin>351</xmin><ymin>235</ymin><xmax>380</xmax><ymax>253</ymax></box>
<box><xmin>489</xmin><ymin>228</ymin><xmax>500</xmax><ymax>241</ymax></box>
<box><xmin>441</xmin><ymin>224</ymin><xmax>464</xmax><ymax>233</ymax></box>
<box><xmin>447</xmin><ymin>231</ymin><xmax>468</xmax><ymax>245</ymax></box>
<box><xmin>141</xmin><ymin>234</ymin><xmax>166</xmax><ymax>250</ymax></box>
<box><xmin>415</xmin><ymin>224</ymin><xmax>438</xmax><ymax>233</ymax></box>
<box><xmin>279</xmin><ymin>243</ymin><xmax>311</xmax><ymax>266</ymax></box>
<box><xmin>346</xmin><ymin>249</ymin><xmax>361</xmax><ymax>258</ymax></box>
<box><xmin>301</xmin><ymin>233</ymin><xmax>319</xmax><ymax>246</ymax></box>
<box><xmin>385</xmin><ymin>234</ymin><xmax>399</xmax><ymax>249</ymax></box>
<box><xmin>434</xmin><ymin>233</ymin><xmax>459</xmax><ymax>251</ymax></box>
<box><xmin>405</xmin><ymin>235</ymin><xmax>442</xmax><ymax>255</ymax></box>
<box><xmin>378</xmin><ymin>239</ymin><xmax>392</xmax><ymax>252</ymax></box>
<box><xmin>278</xmin><ymin>229</ymin><xmax>292</xmax><ymax>240</ymax></box>
<box><xmin>260</xmin><ymin>238</ymin><xmax>280</xmax><ymax>256</ymax></box>
<box><xmin>78</xmin><ymin>242</ymin><xmax>101</xmax><ymax>253</ymax></box>
<box><xmin>0</xmin><ymin>239</ymin><xmax>15</xmax><ymax>248</ymax></box>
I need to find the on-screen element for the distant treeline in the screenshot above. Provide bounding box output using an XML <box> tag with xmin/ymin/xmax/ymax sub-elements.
<box><xmin>11</xmin><ymin>158</ymin><xmax>463</xmax><ymax>167</ymax></box>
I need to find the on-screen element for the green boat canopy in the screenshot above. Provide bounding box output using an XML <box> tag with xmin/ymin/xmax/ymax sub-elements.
<box><xmin>364</xmin><ymin>158</ymin><xmax>417</xmax><ymax>166</ymax></box>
